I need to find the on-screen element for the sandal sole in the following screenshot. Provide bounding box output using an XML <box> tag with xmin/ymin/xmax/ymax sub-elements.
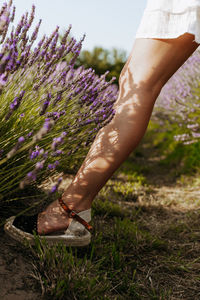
<box><xmin>4</xmin><ymin>216</ymin><xmax>91</xmax><ymax>247</ymax></box>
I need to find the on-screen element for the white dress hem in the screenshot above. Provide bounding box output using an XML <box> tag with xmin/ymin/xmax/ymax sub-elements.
<box><xmin>136</xmin><ymin>2</ymin><xmax>200</xmax><ymax>44</ymax></box>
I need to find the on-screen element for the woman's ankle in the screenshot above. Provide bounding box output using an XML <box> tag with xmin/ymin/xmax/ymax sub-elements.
<box><xmin>60</xmin><ymin>196</ymin><xmax>92</xmax><ymax>212</ymax></box>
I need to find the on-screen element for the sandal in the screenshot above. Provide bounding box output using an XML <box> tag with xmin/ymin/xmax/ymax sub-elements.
<box><xmin>4</xmin><ymin>197</ymin><xmax>92</xmax><ymax>247</ymax></box>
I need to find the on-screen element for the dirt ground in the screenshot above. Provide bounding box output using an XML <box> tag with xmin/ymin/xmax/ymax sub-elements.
<box><xmin>0</xmin><ymin>227</ymin><xmax>40</xmax><ymax>300</ymax></box>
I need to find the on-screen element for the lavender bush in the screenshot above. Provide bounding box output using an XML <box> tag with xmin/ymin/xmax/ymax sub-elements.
<box><xmin>0</xmin><ymin>1</ymin><xmax>118</xmax><ymax>203</ymax></box>
<box><xmin>153</xmin><ymin>49</ymin><xmax>200</xmax><ymax>145</ymax></box>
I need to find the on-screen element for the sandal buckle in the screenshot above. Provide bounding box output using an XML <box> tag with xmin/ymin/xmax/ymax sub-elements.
<box><xmin>69</xmin><ymin>210</ymin><xmax>76</xmax><ymax>218</ymax></box>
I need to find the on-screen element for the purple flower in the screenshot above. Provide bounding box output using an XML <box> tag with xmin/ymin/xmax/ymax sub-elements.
<box><xmin>19</xmin><ymin>113</ymin><xmax>24</xmax><ymax>118</ymax></box>
<box><xmin>39</xmin><ymin>97</ymin><xmax>50</xmax><ymax>115</ymax></box>
<box><xmin>35</xmin><ymin>160</ymin><xmax>44</xmax><ymax>170</ymax></box>
<box><xmin>51</xmin><ymin>185</ymin><xmax>57</xmax><ymax>193</ymax></box>
<box><xmin>191</xmin><ymin>132</ymin><xmax>200</xmax><ymax>138</ymax></box>
<box><xmin>48</xmin><ymin>163</ymin><xmax>54</xmax><ymax>170</ymax></box>
<box><xmin>85</xmin><ymin>119</ymin><xmax>92</xmax><ymax>125</ymax></box>
<box><xmin>48</xmin><ymin>160</ymin><xmax>59</xmax><ymax>170</ymax></box>
<box><xmin>30</xmin><ymin>150</ymin><xmax>39</xmax><ymax>160</ymax></box>
<box><xmin>50</xmin><ymin>177</ymin><xmax>62</xmax><ymax>194</ymax></box>
<box><xmin>10</xmin><ymin>98</ymin><xmax>18</xmax><ymax>109</ymax></box>
<box><xmin>43</xmin><ymin>151</ymin><xmax>48</xmax><ymax>159</ymax></box>
<box><xmin>33</xmin><ymin>119</ymin><xmax>55</xmax><ymax>142</ymax></box>
<box><xmin>52</xmin><ymin>150</ymin><xmax>63</xmax><ymax>156</ymax></box>
<box><xmin>39</xmin><ymin>149</ymin><xmax>44</xmax><ymax>155</ymax></box>
<box><xmin>0</xmin><ymin>73</ymin><xmax>7</xmax><ymax>86</ymax></box>
<box><xmin>6</xmin><ymin>91</ymin><xmax>26</xmax><ymax>120</ymax></box>
<box><xmin>27</xmin><ymin>171</ymin><xmax>36</xmax><ymax>180</ymax></box>
<box><xmin>58</xmin><ymin>177</ymin><xmax>62</xmax><ymax>183</ymax></box>
<box><xmin>61</xmin><ymin>131</ymin><xmax>67</xmax><ymax>137</ymax></box>
<box><xmin>51</xmin><ymin>136</ymin><xmax>64</xmax><ymax>150</ymax></box>
<box><xmin>18</xmin><ymin>136</ymin><xmax>25</xmax><ymax>143</ymax></box>
<box><xmin>27</xmin><ymin>130</ymin><xmax>33</xmax><ymax>137</ymax></box>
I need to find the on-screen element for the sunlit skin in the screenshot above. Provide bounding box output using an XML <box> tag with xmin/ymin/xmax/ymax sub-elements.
<box><xmin>37</xmin><ymin>34</ymin><xmax>199</xmax><ymax>235</ymax></box>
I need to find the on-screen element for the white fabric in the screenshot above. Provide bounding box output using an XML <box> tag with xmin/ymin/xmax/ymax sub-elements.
<box><xmin>136</xmin><ymin>0</ymin><xmax>200</xmax><ymax>43</ymax></box>
<box><xmin>65</xmin><ymin>209</ymin><xmax>91</xmax><ymax>237</ymax></box>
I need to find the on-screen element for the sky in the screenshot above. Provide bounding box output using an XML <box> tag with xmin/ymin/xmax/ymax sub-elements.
<box><xmin>11</xmin><ymin>0</ymin><xmax>147</xmax><ymax>54</ymax></box>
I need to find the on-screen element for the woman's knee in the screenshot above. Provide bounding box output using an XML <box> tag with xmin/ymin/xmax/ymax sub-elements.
<box><xmin>119</xmin><ymin>35</ymin><xmax>199</xmax><ymax>100</ymax></box>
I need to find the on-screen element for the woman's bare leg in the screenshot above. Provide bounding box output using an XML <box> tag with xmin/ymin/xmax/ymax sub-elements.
<box><xmin>38</xmin><ymin>34</ymin><xmax>198</xmax><ymax>234</ymax></box>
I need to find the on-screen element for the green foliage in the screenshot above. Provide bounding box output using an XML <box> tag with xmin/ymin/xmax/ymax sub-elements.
<box><xmin>92</xmin><ymin>198</ymin><xmax>128</xmax><ymax>218</ymax></box>
<box><xmin>32</xmin><ymin>237</ymin><xmax>111</xmax><ymax>300</ymax></box>
<box><xmin>75</xmin><ymin>47</ymin><xmax>127</xmax><ymax>85</ymax></box>
<box><xmin>31</xmin><ymin>214</ymin><xmax>142</xmax><ymax>299</ymax></box>
<box><xmin>146</xmin><ymin>120</ymin><xmax>200</xmax><ymax>174</ymax></box>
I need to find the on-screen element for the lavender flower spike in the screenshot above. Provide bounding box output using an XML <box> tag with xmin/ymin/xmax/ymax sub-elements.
<box><xmin>7</xmin><ymin>135</ymin><xmax>25</xmax><ymax>158</ymax></box>
<box><xmin>50</xmin><ymin>177</ymin><xmax>63</xmax><ymax>194</ymax></box>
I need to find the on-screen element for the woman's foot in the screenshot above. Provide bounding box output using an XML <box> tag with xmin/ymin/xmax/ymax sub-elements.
<box><xmin>4</xmin><ymin>197</ymin><xmax>92</xmax><ymax>246</ymax></box>
<box><xmin>37</xmin><ymin>199</ymin><xmax>71</xmax><ymax>235</ymax></box>
<box><xmin>37</xmin><ymin>198</ymin><xmax>91</xmax><ymax>235</ymax></box>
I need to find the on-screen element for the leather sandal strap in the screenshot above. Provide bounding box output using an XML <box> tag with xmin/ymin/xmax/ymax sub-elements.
<box><xmin>58</xmin><ymin>197</ymin><xmax>92</xmax><ymax>231</ymax></box>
